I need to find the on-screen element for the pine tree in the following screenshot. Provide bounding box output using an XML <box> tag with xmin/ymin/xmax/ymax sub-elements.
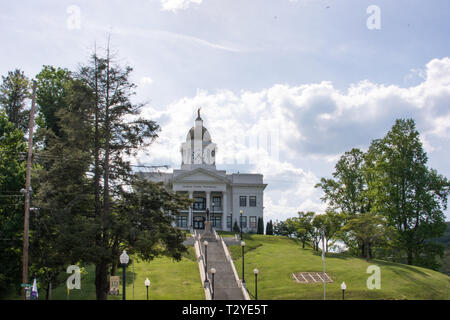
<box><xmin>0</xmin><ymin>69</ymin><xmax>30</xmax><ymax>132</ymax></box>
<box><xmin>257</xmin><ymin>217</ymin><xmax>264</xmax><ymax>234</ymax></box>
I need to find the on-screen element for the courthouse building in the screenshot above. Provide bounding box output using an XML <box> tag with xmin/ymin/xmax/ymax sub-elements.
<box><xmin>140</xmin><ymin>110</ymin><xmax>267</xmax><ymax>232</ymax></box>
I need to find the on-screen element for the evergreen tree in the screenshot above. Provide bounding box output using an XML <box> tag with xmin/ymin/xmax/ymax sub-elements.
<box><xmin>233</xmin><ymin>220</ymin><xmax>240</xmax><ymax>234</ymax></box>
<box><xmin>266</xmin><ymin>220</ymin><xmax>274</xmax><ymax>235</ymax></box>
<box><xmin>0</xmin><ymin>69</ymin><xmax>30</xmax><ymax>132</ymax></box>
<box><xmin>257</xmin><ymin>217</ymin><xmax>264</xmax><ymax>234</ymax></box>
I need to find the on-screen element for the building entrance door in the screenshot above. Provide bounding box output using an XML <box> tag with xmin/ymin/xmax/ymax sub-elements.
<box><xmin>193</xmin><ymin>216</ymin><xmax>205</xmax><ymax>229</ymax></box>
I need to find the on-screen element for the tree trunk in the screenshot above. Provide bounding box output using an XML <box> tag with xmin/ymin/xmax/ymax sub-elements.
<box><xmin>45</xmin><ymin>282</ymin><xmax>50</xmax><ymax>300</ymax></box>
<box><xmin>407</xmin><ymin>249</ymin><xmax>413</xmax><ymax>265</ymax></box>
<box><xmin>95</xmin><ymin>262</ymin><xmax>109</xmax><ymax>300</ymax></box>
<box><xmin>111</xmin><ymin>263</ymin><xmax>117</xmax><ymax>276</ymax></box>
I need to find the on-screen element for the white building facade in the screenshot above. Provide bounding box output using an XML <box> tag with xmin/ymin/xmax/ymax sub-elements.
<box><xmin>140</xmin><ymin>110</ymin><xmax>267</xmax><ymax>233</ymax></box>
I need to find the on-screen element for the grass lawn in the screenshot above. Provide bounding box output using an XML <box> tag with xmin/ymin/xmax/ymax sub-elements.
<box><xmin>5</xmin><ymin>247</ymin><xmax>204</xmax><ymax>300</ymax></box>
<box><xmin>222</xmin><ymin>233</ymin><xmax>450</xmax><ymax>300</ymax></box>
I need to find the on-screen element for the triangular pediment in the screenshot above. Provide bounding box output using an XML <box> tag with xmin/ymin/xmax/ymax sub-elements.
<box><xmin>173</xmin><ymin>168</ymin><xmax>228</xmax><ymax>183</ymax></box>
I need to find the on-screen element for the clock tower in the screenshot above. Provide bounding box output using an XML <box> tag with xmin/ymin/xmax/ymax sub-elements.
<box><xmin>180</xmin><ymin>109</ymin><xmax>217</xmax><ymax>171</ymax></box>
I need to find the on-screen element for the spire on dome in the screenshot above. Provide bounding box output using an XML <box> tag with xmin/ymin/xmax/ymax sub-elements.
<box><xmin>196</xmin><ymin>107</ymin><xmax>202</xmax><ymax>120</ymax></box>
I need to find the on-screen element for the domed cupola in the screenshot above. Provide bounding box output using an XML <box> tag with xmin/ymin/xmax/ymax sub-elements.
<box><xmin>180</xmin><ymin>108</ymin><xmax>217</xmax><ymax>170</ymax></box>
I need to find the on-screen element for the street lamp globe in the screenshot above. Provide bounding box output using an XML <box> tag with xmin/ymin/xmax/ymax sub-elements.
<box><xmin>253</xmin><ymin>268</ymin><xmax>259</xmax><ymax>275</ymax></box>
<box><xmin>145</xmin><ymin>278</ymin><xmax>150</xmax><ymax>287</ymax></box>
<box><xmin>241</xmin><ymin>241</ymin><xmax>246</xmax><ymax>247</ymax></box>
<box><xmin>210</xmin><ymin>268</ymin><xmax>216</xmax><ymax>274</ymax></box>
<box><xmin>203</xmin><ymin>240</ymin><xmax>208</xmax><ymax>247</ymax></box>
<box><xmin>120</xmin><ymin>250</ymin><xmax>129</xmax><ymax>265</ymax></box>
<box><xmin>341</xmin><ymin>281</ymin><xmax>346</xmax><ymax>291</ymax></box>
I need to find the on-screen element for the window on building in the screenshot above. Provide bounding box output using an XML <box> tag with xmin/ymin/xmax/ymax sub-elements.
<box><xmin>193</xmin><ymin>197</ymin><xmax>205</xmax><ymax>210</ymax></box>
<box><xmin>176</xmin><ymin>216</ymin><xmax>187</xmax><ymax>228</ymax></box>
<box><xmin>249</xmin><ymin>216</ymin><xmax>257</xmax><ymax>229</ymax></box>
<box><xmin>240</xmin><ymin>196</ymin><xmax>247</xmax><ymax>207</ymax></box>
<box><xmin>212</xmin><ymin>196</ymin><xmax>221</xmax><ymax>209</ymax></box>
<box><xmin>211</xmin><ymin>215</ymin><xmax>222</xmax><ymax>228</ymax></box>
<box><xmin>249</xmin><ymin>196</ymin><xmax>257</xmax><ymax>207</ymax></box>
<box><xmin>240</xmin><ymin>216</ymin><xmax>247</xmax><ymax>228</ymax></box>
<box><xmin>227</xmin><ymin>216</ymin><xmax>232</xmax><ymax>229</ymax></box>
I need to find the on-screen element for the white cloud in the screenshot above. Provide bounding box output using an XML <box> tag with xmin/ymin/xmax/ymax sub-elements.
<box><xmin>160</xmin><ymin>0</ymin><xmax>203</xmax><ymax>12</ymax></box>
<box><xmin>140</xmin><ymin>76</ymin><xmax>154</xmax><ymax>86</ymax></box>
<box><xmin>137</xmin><ymin>57</ymin><xmax>450</xmax><ymax>222</ymax></box>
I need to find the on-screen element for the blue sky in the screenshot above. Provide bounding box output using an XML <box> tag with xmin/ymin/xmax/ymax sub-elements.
<box><xmin>1</xmin><ymin>0</ymin><xmax>449</xmax><ymax>221</ymax></box>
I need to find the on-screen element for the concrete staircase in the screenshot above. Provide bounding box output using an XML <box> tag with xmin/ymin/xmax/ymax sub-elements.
<box><xmin>194</xmin><ymin>229</ymin><xmax>247</xmax><ymax>300</ymax></box>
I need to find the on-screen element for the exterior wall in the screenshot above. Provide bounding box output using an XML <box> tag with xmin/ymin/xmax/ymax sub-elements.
<box><xmin>231</xmin><ymin>185</ymin><xmax>264</xmax><ymax>233</ymax></box>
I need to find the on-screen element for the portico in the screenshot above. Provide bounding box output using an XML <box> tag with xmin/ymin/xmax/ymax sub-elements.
<box><xmin>173</xmin><ymin>168</ymin><xmax>229</xmax><ymax>230</ymax></box>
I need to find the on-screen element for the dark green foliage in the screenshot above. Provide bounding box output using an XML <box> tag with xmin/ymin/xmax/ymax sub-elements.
<box><xmin>315</xmin><ymin>118</ymin><xmax>449</xmax><ymax>268</ymax></box>
<box><xmin>266</xmin><ymin>220</ymin><xmax>274</xmax><ymax>235</ymax></box>
<box><xmin>257</xmin><ymin>217</ymin><xmax>264</xmax><ymax>234</ymax></box>
<box><xmin>0</xmin><ymin>111</ymin><xmax>26</xmax><ymax>295</ymax></box>
<box><xmin>0</xmin><ymin>69</ymin><xmax>30</xmax><ymax>132</ymax></box>
<box><xmin>31</xmin><ymin>46</ymin><xmax>189</xmax><ymax>300</ymax></box>
<box><xmin>35</xmin><ymin>66</ymin><xmax>73</xmax><ymax>138</ymax></box>
<box><xmin>366</xmin><ymin>119</ymin><xmax>449</xmax><ymax>267</ymax></box>
<box><xmin>233</xmin><ymin>220</ymin><xmax>240</xmax><ymax>233</ymax></box>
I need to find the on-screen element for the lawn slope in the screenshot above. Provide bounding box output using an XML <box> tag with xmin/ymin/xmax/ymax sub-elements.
<box><xmin>224</xmin><ymin>233</ymin><xmax>450</xmax><ymax>300</ymax></box>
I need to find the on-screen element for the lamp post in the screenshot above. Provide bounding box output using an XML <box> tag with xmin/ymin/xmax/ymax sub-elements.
<box><xmin>210</xmin><ymin>268</ymin><xmax>216</xmax><ymax>300</ymax></box>
<box><xmin>145</xmin><ymin>278</ymin><xmax>150</xmax><ymax>300</ymax></box>
<box><xmin>120</xmin><ymin>250</ymin><xmax>129</xmax><ymax>301</ymax></box>
<box><xmin>239</xmin><ymin>210</ymin><xmax>243</xmax><ymax>240</ymax></box>
<box><xmin>203</xmin><ymin>241</ymin><xmax>209</xmax><ymax>287</ymax></box>
<box><xmin>341</xmin><ymin>281</ymin><xmax>346</xmax><ymax>300</ymax></box>
<box><xmin>241</xmin><ymin>241</ymin><xmax>246</xmax><ymax>286</ymax></box>
<box><xmin>230</xmin><ymin>211</ymin><xmax>233</xmax><ymax>232</ymax></box>
<box><xmin>253</xmin><ymin>268</ymin><xmax>259</xmax><ymax>300</ymax></box>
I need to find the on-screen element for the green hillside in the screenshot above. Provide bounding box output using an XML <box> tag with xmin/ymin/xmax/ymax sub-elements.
<box><xmin>5</xmin><ymin>247</ymin><xmax>204</xmax><ymax>300</ymax></box>
<box><xmin>5</xmin><ymin>234</ymin><xmax>449</xmax><ymax>300</ymax></box>
<box><xmin>225</xmin><ymin>233</ymin><xmax>450</xmax><ymax>300</ymax></box>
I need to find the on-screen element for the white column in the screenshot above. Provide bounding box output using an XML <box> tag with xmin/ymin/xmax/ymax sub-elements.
<box><xmin>206</xmin><ymin>191</ymin><xmax>211</xmax><ymax>214</ymax></box>
<box><xmin>222</xmin><ymin>191</ymin><xmax>227</xmax><ymax>230</ymax></box>
<box><xmin>188</xmin><ymin>191</ymin><xmax>193</xmax><ymax>228</ymax></box>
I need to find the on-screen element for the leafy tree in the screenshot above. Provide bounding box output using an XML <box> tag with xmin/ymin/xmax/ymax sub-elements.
<box><xmin>366</xmin><ymin>119</ymin><xmax>449</xmax><ymax>266</ymax></box>
<box><xmin>341</xmin><ymin>213</ymin><xmax>394</xmax><ymax>260</ymax></box>
<box><xmin>31</xmin><ymin>78</ymin><xmax>95</xmax><ymax>299</ymax></box>
<box><xmin>0</xmin><ymin>111</ymin><xmax>26</xmax><ymax>295</ymax></box>
<box><xmin>272</xmin><ymin>220</ymin><xmax>289</xmax><ymax>236</ymax></box>
<box><xmin>35</xmin><ymin>66</ymin><xmax>73</xmax><ymax>138</ymax></box>
<box><xmin>316</xmin><ymin>148</ymin><xmax>370</xmax><ymax>217</ymax></box>
<box><xmin>295</xmin><ymin>212</ymin><xmax>315</xmax><ymax>249</ymax></box>
<box><xmin>0</xmin><ymin>69</ymin><xmax>30</xmax><ymax>132</ymax></box>
<box><xmin>316</xmin><ymin>148</ymin><xmax>376</xmax><ymax>256</ymax></box>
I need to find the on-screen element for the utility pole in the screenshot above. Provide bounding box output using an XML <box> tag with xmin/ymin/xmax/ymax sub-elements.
<box><xmin>22</xmin><ymin>81</ymin><xmax>37</xmax><ymax>300</ymax></box>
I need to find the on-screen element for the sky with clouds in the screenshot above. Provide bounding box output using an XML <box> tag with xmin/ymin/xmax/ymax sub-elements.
<box><xmin>1</xmin><ymin>0</ymin><xmax>449</xmax><ymax>221</ymax></box>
